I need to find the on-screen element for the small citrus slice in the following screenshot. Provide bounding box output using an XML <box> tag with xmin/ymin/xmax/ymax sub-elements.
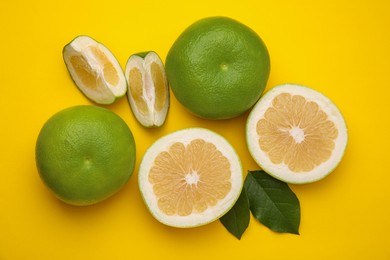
<box><xmin>125</xmin><ymin>52</ymin><xmax>169</xmax><ymax>127</ymax></box>
<box><xmin>246</xmin><ymin>84</ymin><xmax>348</xmax><ymax>184</ymax></box>
<box><xmin>63</xmin><ymin>35</ymin><xmax>127</xmax><ymax>104</ymax></box>
<box><xmin>138</xmin><ymin>128</ymin><xmax>243</xmax><ymax>228</ymax></box>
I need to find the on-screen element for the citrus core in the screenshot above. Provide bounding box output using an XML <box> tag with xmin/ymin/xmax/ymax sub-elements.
<box><xmin>35</xmin><ymin>105</ymin><xmax>136</xmax><ymax>206</ymax></box>
<box><xmin>165</xmin><ymin>16</ymin><xmax>270</xmax><ymax>119</ymax></box>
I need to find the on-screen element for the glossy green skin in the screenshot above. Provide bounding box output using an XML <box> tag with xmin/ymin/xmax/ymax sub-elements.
<box><xmin>165</xmin><ymin>16</ymin><xmax>270</xmax><ymax>120</ymax></box>
<box><xmin>35</xmin><ymin>105</ymin><xmax>136</xmax><ymax>206</ymax></box>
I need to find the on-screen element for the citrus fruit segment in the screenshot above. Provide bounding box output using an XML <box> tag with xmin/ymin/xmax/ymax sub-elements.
<box><xmin>138</xmin><ymin>128</ymin><xmax>243</xmax><ymax>228</ymax></box>
<box><xmin>125</xmin><ymin>51</ymin><xmax>169</xmax><ymax>127</ymax></box>
<box><xmin>63</xmin><ymin>35</ymin><xmax>127</xmax><ymax>104</ymax></box>
<box><xmin>35</xmin><ymin>105</ymin><xmax>136</xmax><ymax>206</ymax></box>
<box><xmin>246</xmin><ymin>84</ymin><xmax>348</xmax><ymax>184</ymax></box>
<box><xmin>165</xmin><ymin>16</ymin><xmax>270</xmax><ymax>119</ymax></box>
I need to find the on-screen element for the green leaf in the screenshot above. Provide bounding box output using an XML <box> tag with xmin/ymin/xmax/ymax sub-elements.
<box><xmin>244</xmin><ymin>170</ymin><xmax>300</xmax><ymax>234</ymax></box>
<box><xmin>219</xmin><ymin>188</ymin><xmax>250</xmax><ymax>239</ymax></box>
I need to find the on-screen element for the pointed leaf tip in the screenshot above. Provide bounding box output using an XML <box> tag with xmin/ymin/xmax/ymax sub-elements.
<box><xmin>220</xmin><ymin>188</ymin><xmax>250</xmax><ymax>239</ymax></box>
<box><xmin>244</xmin><ymin>170</ymin><xmax>301</xmax><ymax>235</ymax></box>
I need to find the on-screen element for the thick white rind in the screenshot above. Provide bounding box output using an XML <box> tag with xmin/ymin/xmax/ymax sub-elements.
<box><xmin>138</xmin><ymin>128</ymin><xmax>243</xmax><ymax>228</ymax></box>
<box><xmin>125</xmin><ymin>52</ymin><xmax>169</xmax><ymax>127</ymax></box>
<box><xmin>63</xmin><ymin>35</ymin><xmax>127</xmax><ymax>104</ymax></box>
<box><xmin>246</xmin><ymin>84</ymin><xmax>348</xmax><ymax>184</ymax></box>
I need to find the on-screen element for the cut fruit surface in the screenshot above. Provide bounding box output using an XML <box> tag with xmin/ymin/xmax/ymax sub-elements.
<box><xmin>125</xmin><ymin>52</ymin><xmax>169</xmax><ymax>127</ymax></box>
<box><xmin>246</xmin><ymin>84</ymin><xmax>348</xmax><ymax>184</ymax></box>
<box><xmin>63</xmin><ymin>35</ymin><xmax>127</xmax><ymax>104</ymax></box>
<box><xmin>138</xmin><ymin>128</ymin><xmax>243</xmax><ymax>228</ymax></box>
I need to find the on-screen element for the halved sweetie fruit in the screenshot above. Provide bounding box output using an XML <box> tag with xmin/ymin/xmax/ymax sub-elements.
<box><xmin>246</xmin><ymin>84</ymin><xmax>348</xmax><ymax>184</ymax></box>
<box><xmin>138</xmin><ymin>128</ymin><xmax>243</xmax><ymax>228</ymax></box>
<box><xmin>63</xmin><ymin>35</ymin><xmax>127</xmax><ymax>104</ymax></box>
<box><xmin>125</xmin><ymin>51</ymin><xmax>169</xmax><ymax>127</ymax></box>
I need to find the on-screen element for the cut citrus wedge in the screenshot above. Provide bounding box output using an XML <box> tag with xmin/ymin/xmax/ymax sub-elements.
<box><xmin>125</xmin><ymin>52</ymin><xmax>169</xmax><ymax>127</ymax></box>
<box><xmin>63</xmin><ymin>35</ymin><xmax>127</xmax><ymax>104</ymax></box>
<box><xmin>138</xmin><ymin>128</ymin><xmax>243</xmax><ymax>228</ymax></box>
<box><xmin>246</xmin><ymin>84</ymin><xmax>348</xmax><ymax>184</ymax></box>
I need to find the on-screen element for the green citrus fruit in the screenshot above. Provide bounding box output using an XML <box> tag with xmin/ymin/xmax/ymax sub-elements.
<box><xmin>35</xmin><ymin>105</ymin><xmax>136</xmax><ymax>206</ymax></box>
<box><xmin>138</xmin><ymin>128</ymin><xmax>243</xmax><ymax>228</ymax></box>
<box><xmin>165</xmin><ymin>16</ymin><xmax>270</xmax><ymax>119</ymax></box>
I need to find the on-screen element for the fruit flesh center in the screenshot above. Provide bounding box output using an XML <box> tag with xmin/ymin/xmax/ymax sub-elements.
<box><xmin>70</xmin><ymin>55</ymin><xmax>99</xmax><ymax>90</ymax></box>
<box><xmin>149</xmin><ymin>139</ymin><xmax>232</xmax><ymax>216</ymax></box>
<box><xmin>69</xmin><ymin>46</ymin><xmax>120</xmax><ymax>91</ymax></box>
<box><xmin>128</xmin><ymin>68</ymin><xmax>148</xmax><ymax>113</ymax></box>
<box><xmin>128</xmin><ymin>62</ymin><xmax>166</xmax><ymax>115</ymax></box>
<box><xmin>89</xmin><ymin>46</ymin><xmax>119</xmax><ymax>86</ymax></box>
<box><xmin>185</xmin><ymin>171</ymin><xmax>200</xmax><ymax>185</ymax></box>
<box><xmin>289</xmin><ymin>127</ymin><xmax>305</xmax><ymax>143</ymax></box>
<box><xmin>256</xmin><ymin>93</ymin><xmax>338</xmax><ymax>173</ymax></box>
<box><xmin>150</xmin><ymin>62</ymin><xmax>166</xmax><ymax>112</ymax></box>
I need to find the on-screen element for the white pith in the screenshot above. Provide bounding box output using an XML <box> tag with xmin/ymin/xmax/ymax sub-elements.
<box><xmin>125</xmin><ymin>52</ymin><xmax>169</xmax><ymax>127</ymax></box>
<box><xmin>246</xmin><ymin>84</ymin><xmax>348</xmax><ymax>184</ymax></box>
<box><xmin>63</xmin><ymin>35</ymin><xmax>127</xmax><ymax>104</ymax></box>
<box><xmin>138</xmin><ymin>128</ymin><xmax>243</xmax><ymax>228</ymax></box>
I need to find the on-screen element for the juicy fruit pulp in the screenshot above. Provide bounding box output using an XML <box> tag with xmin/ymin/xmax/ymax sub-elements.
<box><xmin>138</xmin><ymin>128</ymin><xmax>243</xmax><ymax>227</ymax></box>
<box><xmin>165</xmin><ymin>16</ymin><xmax>270</xmax><ymax>119</ymax></box>
<box><xmin>125</xmin><ymin>52</ymin><xmax>169</xmax><ymax>127</ymax></box>
<box><xmin>246</xmin><ymin>84</ymin><xmax>348</xmax><ymax>184</ymax></box>
<box><xmin>63</xmin><ymin>35</ymin><xmax>127</xmax><ymax>104</ymax></box>
<box><xmin>35</xmin><ymin>106</ymin><xmax>136</xmax><ymax>206</ymax></box>
<box><xmin>259</xmin><ymin>93</ymin><xmax>337</xmax><ymax>172</ymax></box>
<box><xmin>151</xmin><ymin>140</ymin><xmax>231</xmax><ymax>216</ymax></box>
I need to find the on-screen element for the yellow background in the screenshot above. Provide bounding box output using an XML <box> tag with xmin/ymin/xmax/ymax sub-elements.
<box><xmin>1</xmin><ymin>0</ymin><xmax>389</xmax><ymax>259</ymax></box>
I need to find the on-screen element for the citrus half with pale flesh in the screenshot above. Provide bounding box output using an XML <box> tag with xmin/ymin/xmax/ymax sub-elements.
<box><xmin>35</xmin><ymin>105</ymin><xmax>136</xmax><ymax>206</ymax></box>
<box><xmin>246</xmin><ymin>84</ymin><xmax>348</xmax><ymax>184</ymax></box>
<box><xmin>125</xmin><ymin>51</ymin><xmax>169</xmax><ymax>127</ymax></box>
<box><xmin>63</xmin><ymin>35</ymin><xmax>127</xmax><ymax>104</ymax></box>
<box><xmin>165</xmin><ymin>16</ymin><xmax>270</xmax><ymax>119</ymax></box>
<box><xmin>138</xmin><ymin>128</ymin><xmax>243</xmax><ymax>228</ymax></box>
